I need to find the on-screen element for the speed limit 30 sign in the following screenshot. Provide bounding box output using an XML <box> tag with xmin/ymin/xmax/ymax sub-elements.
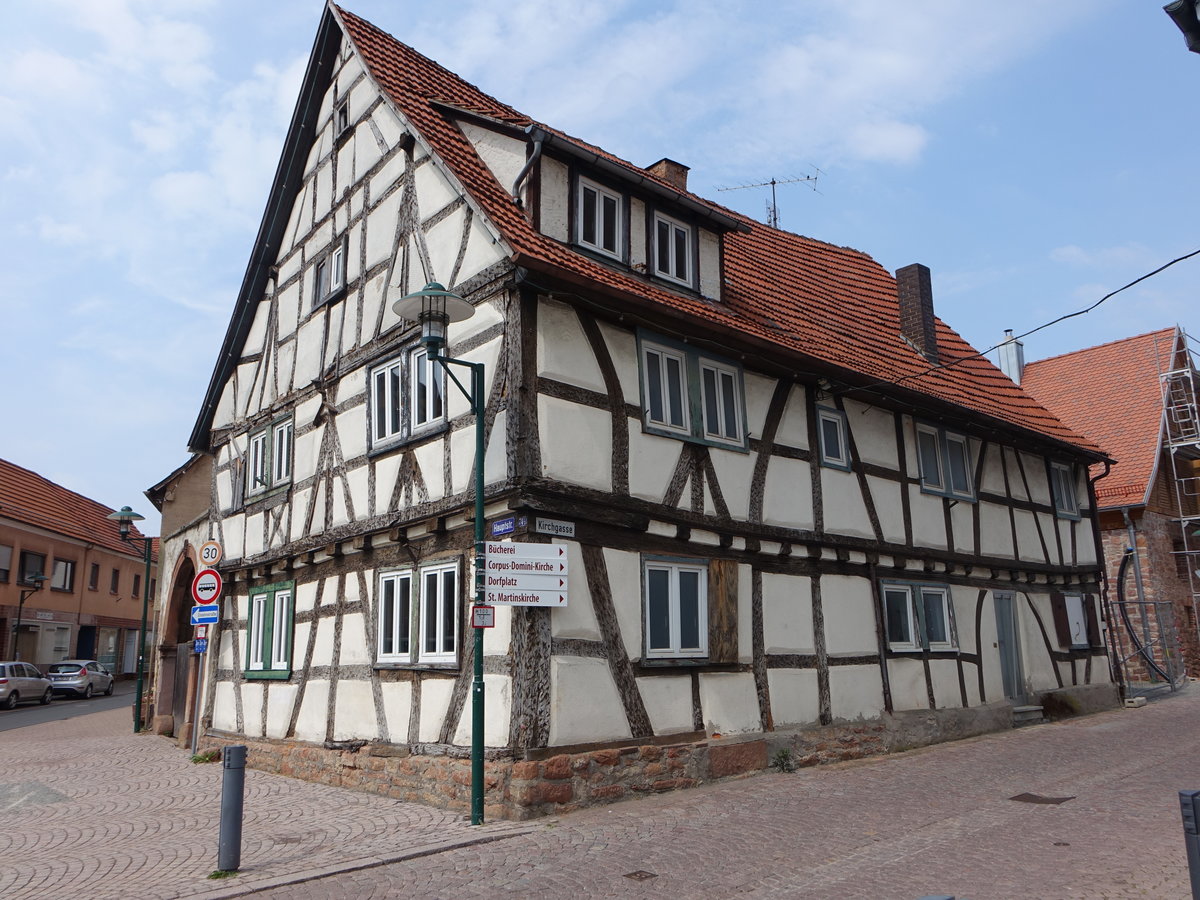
<box><xmin>191</xmin><ymin>568</ymin><xmax>224</xmax><ymax>605</ymax></box>
<box><xmin>199</xmin><ymin>540</ymin><xmax>223</xmax><ymax>567</ymax></box>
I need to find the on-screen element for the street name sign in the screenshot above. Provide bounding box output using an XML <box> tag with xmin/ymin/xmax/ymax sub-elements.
<box><xmin>190</xmin><ymin>604</ymin><xmax>220</xmax><ymax>626</ymax></box>
<box><xmin>191</xmin><ymin>568</ymin><xmax>223</xmax><ymax>605</ymax></box>
<box><xmin>484</xmin><ymin>541</ymin><xmax>569</xmax><ymax>606</ymax></box>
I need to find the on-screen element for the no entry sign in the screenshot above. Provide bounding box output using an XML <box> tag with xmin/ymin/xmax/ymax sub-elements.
<box><xmin>191</xmin><ymin>568</ymin><xmax>223</xmax><ymax>605</ymax></box>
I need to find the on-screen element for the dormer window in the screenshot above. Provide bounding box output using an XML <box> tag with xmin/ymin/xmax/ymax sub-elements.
<box><xmin>577</xmin><ymin>177</ymin><xmax>622</xmax><ymax>259</ymax></box>
<box><xmin>653</xmin><ymin>212</ymin><xmax>692</xmax><ymax>286</ymax></box>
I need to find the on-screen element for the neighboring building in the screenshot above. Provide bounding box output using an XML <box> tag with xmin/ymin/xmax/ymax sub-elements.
<box><xmin>186</xmin><ymin>4</ymin><xmax>1116</xmax><ymax>818</ymax></box>
<box><xmin>145</xmin><ymin>453</ymin><xmax>214</xmax><ymax>740</ymax></box>
<box><xmin>0</xmin><ymin>457</ymin><xmax>157</xmax><ymax>673</ymax></box>
<box><xmin>1019</xmin><ymin>326</ymin><xmax>1200</xmax><ymax>687</ymax></box>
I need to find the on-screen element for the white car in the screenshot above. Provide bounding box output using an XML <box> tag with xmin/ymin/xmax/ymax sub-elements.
<box><xmin>0</xmin><ymin>662</ymin><xmax>54</xmax><ymax>708</ymax></box>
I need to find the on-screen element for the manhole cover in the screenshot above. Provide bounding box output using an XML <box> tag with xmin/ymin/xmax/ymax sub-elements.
<box><xmin>624</xmin><ymin>871</ymin><xmax>658</xmax><ymax>881</ymax></box>
<box><xmin>1010</xmin><ymin>792</ymin><xmax>1075</xmax><ymax>805</ymax></box>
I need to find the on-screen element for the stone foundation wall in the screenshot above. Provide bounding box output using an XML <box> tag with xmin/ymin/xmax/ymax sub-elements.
<box><xmin>199</xmin><ymin>702</ymin><xmax>1042</xmax><ymax>820</ymax></box>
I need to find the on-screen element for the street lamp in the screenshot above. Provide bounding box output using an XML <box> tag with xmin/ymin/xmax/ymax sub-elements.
<box><xmin>392</xmin><ymin>281</ymin><xmax>486</xmax><ymax>825</ymax></box>
<box><xmin>13</xmin><ymin>574</ymin><xmax>47</xmax><ymax>660</ymax></box>
<box><xmin>106</xmin><ymin>505</ymin><xmax>154</xmax><ymax>733</ymax></box>
<box><xmin>1165</xmin><ymin>1</ymin><xmax>1200</xmax><ymax>53</ymax></box>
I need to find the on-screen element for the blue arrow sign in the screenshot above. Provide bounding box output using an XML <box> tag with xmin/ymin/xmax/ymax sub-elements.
<box><xmin>190</xmin><ymin>604</ymin><xmax>220</xmax><ymax>626</ymax></box>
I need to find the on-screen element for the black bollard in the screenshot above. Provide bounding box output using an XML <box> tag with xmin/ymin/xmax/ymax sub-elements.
<box><xmin>1181</xmin><ymin>790</ymin><xmax>1200</xmax><ymax>900</ymax></box>
<box><xmin>218</xmin><ymin>745</ymin><xmax>247</xmax><ymax>872</ymax></box>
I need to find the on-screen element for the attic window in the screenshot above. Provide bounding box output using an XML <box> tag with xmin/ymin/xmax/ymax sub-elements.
<box><xmin>336</xmin><ymin>99</ymin><xmax>350</xmax><ymax>136</ymax></box>
<box><xmin>312</xmin><ymin>238</ymin><xmax>347</xmax><ymax>308</ymax></box>
<box><xmin>653</xmin><ymin>212</ymin><xmax>693</xmax><ymax>287</ymax></box>
<box><xmin>576</xmin><ymin>176</ymin><xmax>622</xmax><ymax>260</ymax></box>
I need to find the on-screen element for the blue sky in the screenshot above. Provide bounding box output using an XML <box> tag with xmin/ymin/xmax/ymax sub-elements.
<box><xmin>2</xmin><ymin>0</ymin><xmax>1196</xmax><ymax>534</ymax></box>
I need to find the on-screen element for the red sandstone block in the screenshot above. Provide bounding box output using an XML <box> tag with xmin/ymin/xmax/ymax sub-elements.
<box><xmin>592</xmin><ymin>749</ymin><xmax>620</xmax><ymax>767</ymax></box>
<box><xmin>708</xmin><ymin>740</ymin><xmax>768</xmax><ymax>778</ymax></box>
<box><xmin>667</xmin><ymin>746</ymin><xmax>691</xmax><ymax>759</ymax></box>
<box><xmin>638</xmin><ymin>745</ymin><xmax>663</xmax><ymax>761</ymax></box>
<box><xmin>527</xmin><ymin>782</ymin><xmax>573</xmax><ymax>805</ymax></box>
<box><xmin>452</xmin><ymin>769</ymin><xmax>471</xmax><ymax>786</ymax></box>
<box><xmin>511</xmin><ymin>760</ymin><xmax>540</xmax><ymax>781</ymax></box>
<box><xmin>643</xmin><ymin>762</ymin><xmax>664</xmax><ymax>777</ymax></box>
<box><xmin>542</xmin><ymin>755</ymin><xmax>571</xmax><ymax>780</ymax></box>
<box><xmin>589</xmin><ymin>784</ymin><xmax>626</xmax><ymax>800</ymax></box>
<box><xmin>571</xmin><ymin>756</ymin><xmax>590</xmax><ymax>773</ymax></box>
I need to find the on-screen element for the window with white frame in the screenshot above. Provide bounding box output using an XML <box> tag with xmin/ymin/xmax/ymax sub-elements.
<box><xmin>915</xmin><ymin>423</ymin><xmax>974</xmax><ymax>499</ymax></box>
<box><xmin>638</xmin><ymin>332</ymin><xmax>747</xmax><ymax>449</ymax></box>
<box><xmin>377</xmin><ymin>562</ymin><xmax>459</xmax><ymax>665</ymax></box>
<box><xmin>817</xmin><ymin>407</ymin><xmax>850</xmax><ymax>470</ymax></box>
<box><xmin>377</xmin><ymin>570</ymin><xmax>412</xmax><ymax>661</ymax></box>
<box><xmin>50</xmin><ymin>558</ymin><xmax>75</xmax><ymax>591</ymax></box>
<box><xmin>653</xmin><ymin>212</ymin><xmax>692</xmax><ymax>285</ymax></box>
<box><xmin>882</xmin><ymin>583</ymin><xmax>956</xmax><ymax>652</ymax></box>
<box><xmin>370</xmin><ymin>346</ymin><xmax>447</xmax><ymax>449</ymax></box>
<box><xmin>246</xmin><ymin>416</ymin><xmax>294</xmax><ymax>498</ymax></box>
<box><xmin>644</xmin><ymin>559</ymin><xmax>708</xmax><ymax>659</ymax></box>
<box><xmin>313</xmin><ymin>238</ymin><xmax>347</xmax><ymax>307</ymax></box>
<box><xmin>420</xmin><ymin>561</ymin><xmax>458</xmax><ymax>663</ymax></box>
<box><xmin>245</xmin><ymin>582</ymin><xmax>293</xmax><ymax>678</ymax></box>
<box><xmin>1050</xmin><ymin>462</ymin><xmax>1079</xmax><ymax>518</ymax></box>
<box><xmin>576</xmin><ymin>177</ymin><xmax>622</xmax><ymax>259</ymax></box>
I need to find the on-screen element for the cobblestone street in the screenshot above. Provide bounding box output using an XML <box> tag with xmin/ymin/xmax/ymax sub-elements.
<box><xmin>1</xmin><ymin>688</ymin><xmax>1196</xmax><ymax>899</ymax></box>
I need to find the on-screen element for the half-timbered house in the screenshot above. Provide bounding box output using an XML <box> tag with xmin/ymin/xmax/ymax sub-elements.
<box><xmin>185</xmin><ymin>4</ymin><xmax>1117</xmax><ymax>818</ymax></box>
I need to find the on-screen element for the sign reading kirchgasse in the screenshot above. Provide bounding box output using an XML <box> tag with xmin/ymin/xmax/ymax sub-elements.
<box><xmin>484</xmin><ymin>541</ymin><xmax>569</xmax><ymax>606</ymax></box>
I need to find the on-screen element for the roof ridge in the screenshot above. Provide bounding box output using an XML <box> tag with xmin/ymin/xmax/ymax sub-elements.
<box><xmin>1025</xmin><ymin>326</ymin><xmax>1178</xmax><ymax>369</ymax></box>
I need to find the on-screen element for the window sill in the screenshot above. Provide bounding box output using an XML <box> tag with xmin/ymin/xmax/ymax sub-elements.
<box><xmin>242</xmin><ymin>670</ymin><xmax>292</xmax><ymax>681</ymax></box>
<box><xmin>245</xmin><ymin>483</ymin><xmax>291</xmax><ymax>509</ymax></box>
<box><xmin>373</xmin><ymin>662</ymin><xmax>460</xmax><ymax>672</ymax></box>
<box><xmin>639</xmin><ymin>657</ymin><xmax>720</xmax><ymax>668</ymax></box>
<box><xmin>367</xmin><ymin>421</ymin><xmax>450</xmax><ymax>459</ymax></box>
<box><xmin>917</xmin><ymin>485</ymin><xmax>977</xmax><ymax>503</ymax></box>
<box><xmin>310</xmin><ymin>284</ymin><xmax>348</xmax><ymax>314</ymax></box>
<box><xmin>640</xmin><ymin>422</ymin><xmax>749</xmax><ymax>454</ymax></box>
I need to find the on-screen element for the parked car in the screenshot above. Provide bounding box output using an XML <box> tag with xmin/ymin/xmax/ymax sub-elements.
<box><xmin>46</xmin><ymin>660</ymin><xmax>115</xmax><ymax>699</ymax></box>
<box><xmin>0</xmin><ymin>662</ymin><xmax>54</xmax><ymax>709</ymax></box>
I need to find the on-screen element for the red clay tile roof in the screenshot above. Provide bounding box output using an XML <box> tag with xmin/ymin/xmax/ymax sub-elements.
<box><xmin>0</xmin><ymin>458</ymin><xmax>157</xmax><ymax>560</ymax></box>
<box><xmin>333</xmin><ymin>6</ymin><xmax>1098</xmax><ymax>455</ymax></box>
<box><xmin>1022</xmin><ymin>328</ymin><xmax>1179</xmax><ymax>508</ymax></box>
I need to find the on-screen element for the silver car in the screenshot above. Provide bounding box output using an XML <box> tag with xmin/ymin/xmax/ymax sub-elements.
<box><xmin>46</xmin><ymin>660</ymin><xmax>115</xmax><ymax>699</ymax></box>
<box><xmin>0</xmin><ymin>662</ymin><xmax>54</xmax><ymax>709</ymax></box>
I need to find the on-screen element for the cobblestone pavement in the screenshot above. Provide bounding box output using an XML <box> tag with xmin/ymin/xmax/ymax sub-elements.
<box><xmin>2</xmin><ymin>689</ymin><xmax>1197</xmax><ymax>899</ymax></box>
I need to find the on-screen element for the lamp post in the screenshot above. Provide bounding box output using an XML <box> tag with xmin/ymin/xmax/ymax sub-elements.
<box><xmin>393</xmin><ymin>282</ymin><xmax>486</xmax><ymax>825</ymax></box>
<box><xmin>13</xmin><ymin>574</ymin><xmax>47</xmax><ymax>660</ymax></box>
<box><xmin>106</xmin><ymin>506</ymin><xmax>154</xmax><ymax>733</ymax></box>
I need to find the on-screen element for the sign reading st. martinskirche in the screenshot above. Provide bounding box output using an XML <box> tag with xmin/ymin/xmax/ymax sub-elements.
<box><xmin>483</xmin><ymin>541</ymin><xmax>569</xmax><ymax>606</ymax></box>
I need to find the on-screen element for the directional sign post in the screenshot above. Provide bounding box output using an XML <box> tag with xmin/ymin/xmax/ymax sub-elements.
<box><xmin>484</xmin><ymin>541</ymin><xmax>569</xmax><ymax>606</ymax></box>
<box><xmin>190</xmin><ymin>604</ymin><xmax>220</xmax><ymax>626</ymax></box>
<box><xmin>191</xmin><ymin>568</ymin><xmax>223</xmax><ymax>606</ymax></box>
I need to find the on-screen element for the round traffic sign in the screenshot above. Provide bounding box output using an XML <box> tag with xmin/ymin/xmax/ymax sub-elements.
<box><xmin>191</xmin><ymin>568</ymin><xmax>224</xmax><ymax>605</ymax></box>
<box><xmin>199</xmin><ymin>540</ymin><xmax>223</xmax><ymax>567</ymax></box>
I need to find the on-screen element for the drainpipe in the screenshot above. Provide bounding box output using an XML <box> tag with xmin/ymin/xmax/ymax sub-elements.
<box><xmin>1121</xmin><ymin>507</ymin><xmax>1155</xmax><ymax>657</ymax></box>
<box><xmin>1087</xmin><ymin>462</ymin><xmax>1124</xmax><ymax>696</ymax></box>
<box><xmin>510</xmin><ymin>126</ymin><xmax>545</xmax><ymax>207</ymax></box>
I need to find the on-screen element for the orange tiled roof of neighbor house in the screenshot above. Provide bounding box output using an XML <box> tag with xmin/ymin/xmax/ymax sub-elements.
<box><xmin>0</xmin><ymin>457</ymin><xmax>157</xmax><ymax>560</ymax></box>
<box><xmin>331</xmin><ymin>6</ymin><xmax>1100</xmax><ymax>456</ymax></box>
<box><xmin>1022</xmin><ymin>328</ymin><xmax>1179</xmax><ymax>509</ymax></box>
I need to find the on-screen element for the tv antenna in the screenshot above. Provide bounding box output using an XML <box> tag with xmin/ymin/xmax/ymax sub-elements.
<box><xmin>718</xmin><ymin>172</ymin><xmax>820</xmax><ymax>229</ymax></box>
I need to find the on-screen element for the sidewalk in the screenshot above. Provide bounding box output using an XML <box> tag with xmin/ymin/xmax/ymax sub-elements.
<box><xmin>2</xmin><ymin>688</ymin><xmax>1198</xmax><ymax>899</ymax></box>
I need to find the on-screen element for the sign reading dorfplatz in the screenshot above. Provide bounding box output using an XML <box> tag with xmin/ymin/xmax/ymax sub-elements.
<box><xmin>484</xmin><ymin>541</ymin><xmax>569</xmax><ymax>606</ymax></box>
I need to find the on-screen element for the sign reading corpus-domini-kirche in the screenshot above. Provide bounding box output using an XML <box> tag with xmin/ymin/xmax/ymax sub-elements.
<box><xmin>483</xmin><ymin>541</ymin><xmax>569</xmax><ymax>606</ymax></box>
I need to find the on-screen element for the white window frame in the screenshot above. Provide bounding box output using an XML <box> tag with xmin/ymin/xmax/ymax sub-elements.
<box><xmin>270</xmin><ymin>590</ymin><xmax>292</xmax><ymax>669</ymax></box>
<box><xmin>246</xmin><ymin>416</ymin><xmax>294</xmax><ymax>498</ymax></box>
<box><xmin>1063</xmin><ymin>593</ymin><xmax>1089</xmax><ymax>649</ymax></box>
<box><xmin>272</xmin><ymin>420</ymin><xmax>293</xmax><ymax>484</ymax></box>
<box><xmin>312</xmin><ymin>237</ymin><xmax>348</xmax><ymax>307</ymax></box>
<box><xmin>410</xmin><ymin>346</ymin><xmax>445</xmax><ymax>429</ymax></box>
<box><xmin>699</xmin><ymin>359</ymin><xmax>743</xmax><ymax>445</ymax></box>
<box><xmin>883</xmin><ymin>583</ymin><xmax>956</xmax><ymax>652</ymax></box>
<box><xmin>576</xmin><ymin>176</ymin><xmax>623</xmax><ymax>259</ymax></box>
<box><xmin>377</xmin><ymin>570</ymin><xmax>413</xmax><ymax>662</ymax></box>
<box><xmin>915</xmin><ymin>423</ymin><xmax>974</xmax><ymax>500</ymax></box>
<box><xmin>643</xmin><ymin>560</ymin><xmax>709</xmax><ymax>659</ymax></box>
<box><xmin>653</xmin><ymin>211</ymin><xmax>692</xmax><ymax>286</ymax></box>
<box><xmin>417</xmin><ymin>560</ymin><xmax>459</xmax><ymax>664</ymax></box>
<box><xmin>816</xmin><ymin>407</ymin><xmax>851</xmax><ymax>470</ymax></box>
<box><xmin>641</xmin><ymin>342</ymin><xmax>691</xmax><ymax>435</ymax></box>
<box><xmin>1050</xmin><ymin>462</ymin><xmax>1079</xmax><ymax>518</ymax></box>
<box><xmin>248</xmin><ymin>594</ymin><xmax>266</xmax><ymax>671</ymax></box>
<box><xmin>371</xmin><ymin>358</ymin><xmax>404</xmax><ymax>445</ymax></box>
<box><xmin>248</xmin><ymin>431</ymin><xmax>269</xmax><ymax>496</ymax></box>
<box><xmin>245</xmin><ymin>583</ymin><xmax>293</xmax><ymax>677</ymax></box>
<box><xmin>50</xmin><ymin>558</ymin><xmax>75</xmax><ymax>591</ymax></box>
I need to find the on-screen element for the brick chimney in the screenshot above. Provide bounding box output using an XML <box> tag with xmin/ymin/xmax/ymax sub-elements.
<box><xmin>646</xmin><ymin>158</ymin><xmax>689</xmax><ymax>191</ymax></box>
<box><xmin>895</xmin><ymin>263</ymin><xmax>938</xmax><ymax>364</ymax></box>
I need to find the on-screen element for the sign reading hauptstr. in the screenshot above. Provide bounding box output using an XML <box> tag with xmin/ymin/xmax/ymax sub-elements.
<box><xmin>484</xmin><ymin>541</ymin><xmax>569</xmax><ymax>606</ymax></box>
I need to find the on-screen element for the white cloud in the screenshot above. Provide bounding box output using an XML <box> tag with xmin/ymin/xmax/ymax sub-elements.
<box><xmin>1050</xmin><ymin>242</ymin><xmax>1157</xmax><ymax>269</ymax></box>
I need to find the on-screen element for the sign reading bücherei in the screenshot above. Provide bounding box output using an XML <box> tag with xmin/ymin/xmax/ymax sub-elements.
<box><xmin>483</xmin><ymin>541</ymin><xmax>569</xmax><ymax>606</ymax></box>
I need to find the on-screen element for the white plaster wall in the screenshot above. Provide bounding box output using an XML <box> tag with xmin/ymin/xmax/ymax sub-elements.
<box><xmin>338</xmin><ymin>611</ymin><xmax>371</xmax><ymax>665</ymax></box>
<box><xmin>380</xmin><ymin>680</ymin><xmax>412</xmax><ymax>742</ymax></box>
<box><xmin>264</xmin><ymin>684</ymin><xmax>298</xmax><ymax>739</ymax></box>
<box><xmin>373</xmin><ymin>452</ymin><xmax>404</xmax><ymax>514</ymax></box>
<box><xmin>949</xmin><ymin>500</ymin><xmax>975</xmax><ymax>555</ymax></box>
<box><xmin>1004</xmin><ymin>449</ymin><xmax>1028</xmax><ymax>501</ymax></box>
<box><xmin>293</xmin><ymin>681</ymin><xmax>330</xmax><ymax>743</ymax></box>
<box><xmin>887</xmin><ymin>658</ymin><xmax>928</xmax><ymax>711</ymax></box>
<box><xmin>550</xmin><ymin>541</ymin><xmax>601</xmax><ymax>640</ymax></box>
<box><xmin>371</xmin><ymin>106</ymin><xmax>407</xmax><ymax>153</ymax></box>
<box><xmin>829</xmin><ymin>666</ymin><xmax>885</xmax><ymax>721</ymax></box>
<box><xmin>293</xmin><ymin>317</ymin><xmax>326</xmax><ymax>390</ymax></box>
<box><xmin>1013</xmin><ymin>509</ymin><xmax>1045</xmax><ymax>562</ymax></box>
<box><xmin>417</xmin><ymin>678</ymin><xmax>455</xmax><ymax>743</ymax></box>
<box><xmin>698</xmin><ymin>672</ymin><xmax>760</xmax><ymax>735</ymax></box>
<box><xmin>212</xmin><ymin>682</ymin><xmax>237</xmax><ymax>732</ymax></box>
<box><xmin>412</xmin><ymin>438</ymin><xmax>446</xmax><ymax>504</ymax></box>
<box><xmin>365</xmin><ymin>188</ymin><xmax>402</xmax><ymax>271</ymax></box>
<box><xmin>637</xmin><ymin>675</ymin><xmax>694</xmax><ymax>735</ymax></box>
<box><xmin>737</xmin><ymin>563</ymin><xmax>753</xmax><ymax>662</ymax></box>
<box><xmin>452</xmin><ymin>673</ymin><xmax>511</xmax><ymax>747</ymax></box>
<box><xmin>821</xmin><ymin>574</ymin><xmax>878</xmax><ymax>655</ymax></box>
<box><xmin>763</xmin><ymin>456</ymin><xmax>814</xmax><ymax>530</ymax></box>
<box><xmin>979</xmin><ymin>502</ymin><xmax>1015</xmax><ymax>559</ymax></box>
<box><xmin>244</xmin><ymin>514</ymin><xmax>264</xmax><ymax>558</ymax></box>
<box><xmin>771</xmin><ymin>385</ymin><xmax>807</xmax><ymax>450</ymax></box>
<box><xmin>767</xmin><ymin>668</ymin><xmax>820</xmax><ymax>727</ymax></box>
<box><xmin>629</xmin><ymin>197</ymin><xmax>646</xmax><ymax>270</ymax></box>
<box><xmin>445</xmin><ymin>338</ymin><xmax>501</xmax><ymax>422</ymax></box>
<box><xmin>244</xmin><ymin>300</ymin><xmax>270</xmax><ymax>356</ymax></box>
<box><xmin>549</xmin><ymin>657</ymin><xmax>632</xmax><ymax>745</ymax></box>
<box><xmin>539</xmin><ymin>156</ymin><xmax>569</xmax><ymax>242</ymax></box>
<box><xmin>309</xmin><ymin>615</ymin><xmax>336</xmax><ymax>668</ymax></box>
<box><xmin>761</xmin><ymin>573</ymin><xmax>814</xmax><ymax>653</ymax></box>
<box><xmin>868</xmin><ymin>476</ymin><xmax>906</xmax><ymax>544</ymax></box>
<box><xmin>979</xmin><ymin>444</ymin><xmax>1006</xmax><ymax>496</ymax></box>
<box><xmin>908</xmin><ymin>487</ymin><xmax>947</xmax><ymax>550</ymax></box>
<box><xmin>628</xmin><ymin>428</ymin><xmax>680</xmax><ymax>503</ymax></box>
<box><xmin>1019</xmin><ymin>592</ymin><xmax>1059</xmax><ymax>689</ymax></box>
<box><xmin>743</xmin><ymin>372</ymin><xmax>775</xmax><ymax>444</ymax></box>
<box><xmin>1022</xmin><ymin>452</ymin><xmax>1051</xmax><ymax>505</ymax></box>
<box><xmin>929</xmin><ymin>660</ymin><xmax>963</xmax><ymax>709</ymax></box>
<box><xmin>822</xmin><ymin>468</ymin><xmax>875</xmax><ymax>540</ymax></box>
<box><xmin>976</xmin><ymin>594</ymin><xmax>1004</xmax><ymax>703</ymax></box>
<box><xmin>843</xmin><ymin>400</ymin><xmax>898</xmax><ymax>469</ymax></box>
<box><xmin>539</xmin><ymin>396</ymin><xmax>613</xmax><ymax>492</ymax></box>
<box><xmin>708</xmin><ymin>449</ymin><xmax>755</xmax><ymax>522</ymax></box>
<box><xmin>413</xmin><ymin>159</ymin><xmax>458</xmax><ymax>222</ymax></box>
<box><xmin>606</xmin><ymin>548</ymin><xmax>643</xmax><ymax>661</ymax></box>
<box><xmin>240</xmin><ymin>683</ymin><xmax>264</xmax><ymax>737</ymax></box>
<box><xmin>698</xmin><ymin>229</ymin><xmax>721</xmax><ymax>300</ymax></box>
<box><xmin>459</xmin><ymin>122</ymin><xmax>525</xmax><ymax>195</ymax></box>
<box><xmin>485</xmin><ymin>410</ymin><xmax>507</xmax><ymax>486</ymax></box>
<box><xmin>1074</xmin><ymin>519</ymin><xmax>1097</xmax><ymax>565</ymax></box>
<box><xmin>538</xmin><ymin>297</ymin><xmax>605</xmax><ymax>393</ymax></box>
<box><xmin>337</xmin><ymin>404</ymin><xmax>368</xmax><ymax>461</ymax></box>
<box><xmin>333</xmin><ymin>679</ymin><xmax>378</xmax><ymax>740</ymax></box>
<box><xmin>597</xmin><ymin>320</ymin><xmax>638</xmax><ymax>404</ymax></box>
